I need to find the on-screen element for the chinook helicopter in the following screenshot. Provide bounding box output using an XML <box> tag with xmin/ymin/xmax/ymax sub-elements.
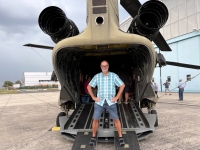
<box><xmin>24</xmin><ymin>0</ymin><xmax>200</xmax><ymax>149</ymax></box>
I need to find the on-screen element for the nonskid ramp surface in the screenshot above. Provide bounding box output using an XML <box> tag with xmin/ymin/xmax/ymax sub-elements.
<box><xmin>65</xmin><ymin>103</ymin><xmax>94</xmax><ymax>130</ymax></box>
<box><xmin>71</xmin><ymin>132</ymin><xmax>96</xmax><ymax>150</ymax></box>
<box><xmin>65</xmin><ymin>102</ymin><xmax>149</xmax><ymax>131</ymax></box>
<box><xmin>114</xmin><ymin>131</ymin><xmax>140</xmax><ymax>150</ymax></box>
<box><xmin>117</xmin><ymin>102</ymin><xmax>149</xmax><ymax>129</ymax></box>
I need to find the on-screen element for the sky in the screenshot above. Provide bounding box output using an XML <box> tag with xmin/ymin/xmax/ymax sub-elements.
<box><xmin>0</xmin><ymin>0</ymin><xmax>147</xmax><ymax>87</ymax></box>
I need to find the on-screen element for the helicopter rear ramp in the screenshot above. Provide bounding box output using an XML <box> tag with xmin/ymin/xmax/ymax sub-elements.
<box><xmin>71</xmin><ymin>132</ymin><xmax>95</xmax><ymax>150</ymax></box>
<box><xmin>114</xmin><ymin>131</ymin><xmax>140</xmax><ymax>150</ymax></box>
<box><xmin>59</xmin><ymin>101</ymin><xmax>156</xmax><ymax>142</ymax></box>
<box><xmin>71</xmin><ymin>131</ymin><xmax>140</xmax><ymax>150</ymax></box>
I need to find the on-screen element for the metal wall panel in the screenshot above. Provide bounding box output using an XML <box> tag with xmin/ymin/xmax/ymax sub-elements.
<box><xmin>153</xmin><ymin>34</ymin><xmax>200</xmax><ymax>92</ymax></box>
<box><xmin>197</xmin><ymin>12</ymin><xmax>200</xmax><ymax>29</ymax></box>
<box><xmin>187</xmin><ymin>0</ymin><xmax>196</xmax><ymax>16</ymax></box>
<box><xmin>163</xmin><ymin>25</ymin><xmax>171</xmax><ymax>40</ymax></box>
<box><xmin>162</xmin><ymin>0</ymin><xmax>171</xmax><ymax>27</ymax></box>
<box><xmin>121</xmin><ymin>24</ymin><xmax>129</xmax><ymax>32</ymax></box>
<box><xmin>178</xmin><ymin>3</ymin><xmax>187</xmax><ymax>20</ymax></box>
<box><xmin>177</xmin><ymin>36</ymin><xmax>200</xmax><ymax>91</ymax></box>
<box><xmin>187</xmin><ymin>14</ymin><xmax>197</xmax><ymax>32</ymax></box>
<box><xmin>165</xmin><ymin>9</ymin><xmax>171</xmax><ymax>26</ymax></box>
<box><xmin>161</xmin><ymin>43</ymin><xmax>178</xmax><ymax>63</ymax></box>
<box><xmin>120</xmin><ymin>17</ymin><xmax>132</xmax><ymax>32</ymax></box>
<box><xmin>179</xmin><ymin>18</ymin><xmax>187</xmax><ymax>35</ymax></box>
<box><xmin>171</xmin><ymin>22</ymin><xmax>179</xmax><ymax>38</ymax></box>
<box><xmin>163</xmin><ymin>0</ymin><xmax>172</xmax><ymax>9</ymax></box>
<box><xmin>170</xmin><ymin>0</ymin><xmax>178</xmax><ymax>8</ymax></box>
<box><xmin>197</xmin><ymin>0</ymin><xmax>200</xmax><ymax>12</ymax></box>
<box><xmin>171</xmin><ymin>7</ymin><xmax>179</xmax><ymax>23</ymax></box>
<box><xmin>178</xmin><ymin>38</ymin><xmax>197</xmax><ymax>63</ymax></box>
<box><xmin>178</xmin><ymin>0</ymin><xmax>184</xmax><ymax>5</ymax></box>
<box><xmin>159</xmin><ymin>28</ymin><xmax>163</xmax><ymax>36</ymax></box>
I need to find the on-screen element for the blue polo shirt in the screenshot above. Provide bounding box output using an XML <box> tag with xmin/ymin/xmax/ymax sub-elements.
<box><xmin>89</xmin><ymin>72</ymin><xmax>124</xmax><ymax>106</ymax></box>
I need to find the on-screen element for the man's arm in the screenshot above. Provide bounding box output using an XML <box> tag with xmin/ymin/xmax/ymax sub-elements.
<box><xmin>87</xmin><ymin>85</ymin><xmax>100</xmax><ymax>102</ymax></box>
<box><xmin>111</xmin><ymin>84</ymin><xmax>125</xmax><ymax>102</ymax></box>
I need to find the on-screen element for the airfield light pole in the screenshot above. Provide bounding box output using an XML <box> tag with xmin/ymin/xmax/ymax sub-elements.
<box><xmin>159</xmin><ymin>49</ymin><xmax>162</xmax><ymax>92</ymax></box>
<box><xmin>160</xmin><ymin>66</ymin><xmax>162</xmax><ymax>92</ymax></box>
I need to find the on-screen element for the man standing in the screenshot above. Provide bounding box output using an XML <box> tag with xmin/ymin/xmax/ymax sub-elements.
<box><xmin>87</xmin><ymin>60</ymin><xmax>125</xmax><ymax>147</ymax></box>
<box><xmin>178</xmin><ymin>79</ymin><xmax>186</xmax><ymax>101</ymax></box>
<box><xmin>163</xmin><ymin>80</ymin><xmax>171</xmax><ymax>95</ymax></box>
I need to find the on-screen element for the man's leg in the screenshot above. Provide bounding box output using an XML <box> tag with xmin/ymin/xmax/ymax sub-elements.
<box><xmin>124</xmin><ymin>86</ymin><xmax>130</xmax><ymax>104</ymax></box>
<box><xmin>180</xmin><ymin>89</ymin><xmax>182</xmax><ymax>100</ymax></box>
<box><xmin>89</xmin><ymin>120</ymin><xmax>98</xmax><ymax>146</ymax></box>
<box><xmin>92</xmin><ymin>104</ymin><xmax>104</xmax><ymax>136</ymax></box>
<box><xmin>125</xmin><ymin>92</ymin><xmax>129</xmax><ymax>104</ymax></box>
<box><xmin>89</xmin><ymin>103</ymin><xmax>104</xmax><ymax>146</ymax></box>
<box><xmin>179</xmin><ymin>89</ymin><xmax>181</xmax><ymax>100</ymax></box>
<box><xmin>114</xmin><ymin>119</ymin><xmax>125</xmax><ymax>147</ymax></box>
<box><xmin>180</xmin><ymin>89</ymin><xmax>184</xmax><ymax>100</ymax></box>
<box><xmin>165</xmin><ymin>88</ymin><xmax>167</xmax><ymax>95</ymax></box>
<box><xmin>106</xmin><ymin>104</ymin><xmax>124</xmax><ymax>147</ymax></box>
<box><xmin>168</xmin><ymin>89</ymin><xmax>171</xmax><ymax>95</ymax></box>
<box><xmin>92</xmin><ymin>119</ymin><xmax>99</xmax><ymax>137</ymax></box>
<box><xmin>114</xmin><ymin>119</ymin><xmax>122</xmax><ymax>137</ymax></box>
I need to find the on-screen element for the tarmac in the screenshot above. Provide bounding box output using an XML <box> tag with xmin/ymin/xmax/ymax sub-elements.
<box><xmin>0</xmin><ymin>91</ymin><xmax>200</xmax><ymax>150</ymax></box>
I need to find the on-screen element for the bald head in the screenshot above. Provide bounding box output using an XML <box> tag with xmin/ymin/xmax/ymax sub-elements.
<box><xmin>100</xmin><ymin>60</ymin><xmax>109</xmax><ymax>74</ymax></box>
<box><xmin>100</xmin><ymin>60</ymin><xmax>109</xmax><ymax>66</ymax></box>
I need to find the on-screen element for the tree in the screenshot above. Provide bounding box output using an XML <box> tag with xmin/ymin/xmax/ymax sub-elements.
<box><xmin>15</xmin><ymin>80</ymin><xmax>21</xmax><ymax>86</ymax></box>
<box><xmin>3</xmin><ymin>81</ymin><xmax>13</xmax><ymax>87</ymax></box>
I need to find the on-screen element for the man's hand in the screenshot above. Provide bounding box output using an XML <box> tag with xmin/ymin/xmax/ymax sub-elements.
<box><xmin>92</xmin><ymin>97</ymin><xmax>100</xmax><ymax>102</ymax></box>
<box><xmin>111</xmin><ymin>96</ymin><xmax>118</xmax><ymax>102</ymax></box>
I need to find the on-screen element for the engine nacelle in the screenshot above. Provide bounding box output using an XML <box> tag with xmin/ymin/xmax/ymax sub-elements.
<box><xmin>38</xmin><ymin>6</ymin><xmax>79</xmax><ymax>43</ymax></box>
<box><xmin>128</xmin><ymin>0</ymin><xmax>168</xmax><ymax>41</ymax></box>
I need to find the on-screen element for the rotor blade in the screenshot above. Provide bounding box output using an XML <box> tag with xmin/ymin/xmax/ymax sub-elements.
<box><xmin>120</xmin><ymin>0</ymin><xmax>141</xmax><ymax>18</ymax></box>
<box><xmin>153</xmin><ymin>32</ymin><xmax>172</xmax><ymax>51</ymax></box>
<box><xmin>23</xmin><ymin>44</ymin><xmax>53</xmax><ymax>50</ymax></box>
<box><xmin>166</xmin><ymin>61</ymin><xmax>200</xmax><ymax>69</ymax></box>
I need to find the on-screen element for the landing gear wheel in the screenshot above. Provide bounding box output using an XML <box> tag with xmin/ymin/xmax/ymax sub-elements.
<box><xmin>151</xmin><ymin>110</ymin><xmax>158</xmax><ymax>127</ymax></box>
<box><xmin>56</xmin><ymin>112</ymin><xmax>66</xmax><ymax>127</ymax></box>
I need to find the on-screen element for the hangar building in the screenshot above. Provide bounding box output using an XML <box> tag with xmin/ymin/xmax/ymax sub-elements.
<box><xmin>21</xmin><ymin>72</ymin><xmax>59</xmax><ymax>87</ymax></box>
<box><xmin>120</xmin><ymin>0</ymin><xmax>200</xmax><ymax>92</ymax></box>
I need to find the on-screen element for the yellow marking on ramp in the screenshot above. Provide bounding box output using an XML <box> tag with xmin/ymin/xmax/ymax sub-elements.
<box><xmin>124</xmin><ymin>144</ymin><xmax>129</xmax><ymax>148</ymax></box>
<box><xmin>51</xmin><ymin>127</ymin><xmax>60</xmax><ymax>131</ymax></box>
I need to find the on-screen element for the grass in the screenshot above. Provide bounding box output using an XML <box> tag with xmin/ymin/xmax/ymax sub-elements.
<box><xmin>47</xmin><ymin>88</ymin><xmax>59</xmax><ymax>90</ymax></box>
<box><xmin>0</xmin><ymin>90</ymin><xmax>18</xmax><ymax>94</ymax></box>
<box><xmin>0</xmin><ymin>88</ymin><xmax>59</xmax><ymax>95</ymax></box>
